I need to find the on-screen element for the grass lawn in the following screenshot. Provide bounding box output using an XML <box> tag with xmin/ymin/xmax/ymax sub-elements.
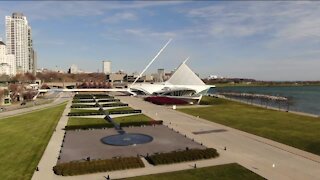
<box><xmin>125</xmin><ymin>163</ymin><xmax>264</xmax><ymax>180</ymax></box>
<box><xmin>179</xmin><ymin>96</ymin><xmax>320</xmax><ymax>155</ymax></box>
<box><xmin>0</xmin><ymin>103</ymin><xmax>67</xmax><ymax>180</ymax></box>
<box><xmin>113</xmin><ymin>114</ymin><xmax>152</xmax><ymax>124</ymax></box>
<box><xmin>67</xmin><ymin>117</ymin><xmax>109</xmax><ymax>126</ymax></box>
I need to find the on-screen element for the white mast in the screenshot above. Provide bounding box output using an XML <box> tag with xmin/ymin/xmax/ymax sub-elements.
<box><xmin>130</xmin><ymin>39</ymin><xmax>172</xmax><ymax>87</ymax></box>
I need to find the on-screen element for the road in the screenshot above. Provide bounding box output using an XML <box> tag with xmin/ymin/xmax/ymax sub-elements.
<box><xmin>0</xmin><ymin>92</ymin><xmax>72</xmax><ymax>119</ymax></box>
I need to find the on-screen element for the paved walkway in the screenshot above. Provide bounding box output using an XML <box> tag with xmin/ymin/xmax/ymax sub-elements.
<box><xmin>32</xmin><ymin>99</ymin><xmax>73</xmax><ymax>180</ymax></box>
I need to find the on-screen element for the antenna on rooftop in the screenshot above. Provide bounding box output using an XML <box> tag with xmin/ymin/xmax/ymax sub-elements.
<box><xmin>130</xmin><ymin>39</ymin><xmax>172</xmax><ymax>87</ymax></box>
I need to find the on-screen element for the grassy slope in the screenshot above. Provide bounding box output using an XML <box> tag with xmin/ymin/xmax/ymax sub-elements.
<box><xmin>113</xmin><ymin>114</ymin><xmax>152</xmax><ymax>124</ymax></box>
<box><xmin>0</xmin><ymin>103</ymin><xmax>67</xmax><ymax>180</ymax></box>
<box><xmin>67</xmin><ymin>117</ymin><xmax>108</xmax><ymax>126</ymax></box>
<box><xmin>179</xmin><ymin>96</ymin><xmax>320</xmax><ymax>155</ymax></box>
<box><xmin>125</xmin><ymin>163</ymin><xmax>264</xmax><ymax>180</ymax></box>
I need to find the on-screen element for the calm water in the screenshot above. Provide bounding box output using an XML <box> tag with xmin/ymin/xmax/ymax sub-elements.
<box><xmin>209</xmin><ymin>86</ymin><xmax>320</xmax><ymax>116</ymax></box>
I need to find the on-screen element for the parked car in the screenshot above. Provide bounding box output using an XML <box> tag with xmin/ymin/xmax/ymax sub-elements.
<box><xmin>0</xmin><ymin>107</ymin><xmax>6</xmax><ymax>112</ymax></box>
<box><xmin>20</xmin><ymin>102</ymin><xmax>26</xmax><ymax>106</ymax></box>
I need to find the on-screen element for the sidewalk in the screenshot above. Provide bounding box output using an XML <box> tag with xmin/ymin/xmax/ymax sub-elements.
<box><xmin>32</xmin><ymin>99</ymin><xmax>72</xmax><ymax>180</ymax></box>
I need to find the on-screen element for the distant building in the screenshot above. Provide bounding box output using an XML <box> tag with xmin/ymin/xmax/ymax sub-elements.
<box><xmin>0</xmin><ymin>40</ymin><xmax>16</xmax><ymax>76</ymax></box>
<box><xmin>157</xmin><ymin>68</ymin><xmax>165</xmax><ymax>82</ymax></box>
<box><xmin>106</xmin><ymin>71</ymin><xmax>127</xmax><ymax>83</ymax></box>
<box><xmin>6</xmin><ymin>12</ymin><xmax>36</xmax><ymax>74</ymax></box>
<box><xmin>102</xmin><ymin>61</ymin><xmax>111</xmax><ymax>74</ymax></box>
<box><xmin>68</xmin><ymin>64</ymin><xmax>79</xmax><ymax>74</ymax></box>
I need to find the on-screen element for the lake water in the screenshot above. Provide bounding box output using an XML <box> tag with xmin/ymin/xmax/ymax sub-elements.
<box><xmin>209</xmin><ymin>86</ymin><xmax>320</xmax><ymax>116</ymax></box>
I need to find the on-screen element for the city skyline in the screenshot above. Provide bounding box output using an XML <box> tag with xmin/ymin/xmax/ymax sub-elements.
<box><xmin>0</xmin><ymin>1</ymin><xmax>319</xmax><ymax>80</ymax></box>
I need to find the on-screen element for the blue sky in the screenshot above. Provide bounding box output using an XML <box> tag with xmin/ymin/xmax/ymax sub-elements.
<box><xmin>0</xmin><ymin>1</ymin><xmax>319</xmax><ymax>81</ymax></box>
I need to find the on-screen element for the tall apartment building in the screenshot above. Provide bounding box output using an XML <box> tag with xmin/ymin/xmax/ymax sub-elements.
<box><xmin>0</xmin><ymin>40</ymin><xmax>16</xmax><ymax>76</ymax></box>
<box><xmin>5</xmin><ymin>12</ymin><xmax>36</xmax><ymax>74</ymax></box>
<box><xmin>102</xmin><ymin>61</ymin><xmax>111</xmax><ymax>74</ymax></box>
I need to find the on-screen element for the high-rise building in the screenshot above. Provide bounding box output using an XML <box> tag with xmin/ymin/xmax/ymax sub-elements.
<box><xmin>5</xmin><ymin>12</ymin><xmax>36</xmax><ymax>74</ymax></box>
<box><xmin>0</xmin><ymin>40</ymin><xmax>16</xmax><ymax>76</ymax></box>
<box><xmin>102</xmin><ymin>61</ymin><xmax>111</xmax><ymax>74</ymax></box>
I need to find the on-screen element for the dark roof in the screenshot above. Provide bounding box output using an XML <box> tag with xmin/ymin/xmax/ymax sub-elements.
<box><xmin>0</xmin><ymin>41</ymin><xmax>5</xmax><ymax>45</ymax></box>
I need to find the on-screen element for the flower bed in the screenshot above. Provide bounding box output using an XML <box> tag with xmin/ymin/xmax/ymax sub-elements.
<box><xmin>53</xmin><ymin>157</ymin><xmax>144</xmax><ymax>176</ymax></box>
<box><xmin>145</xmin><ymin>96</ymin><xmax>188</xmax><ymax>105</ymax></box>
<box><xmin>120</xmin><ymin>120</ymin><xmax>163</xmax><ymax>127</ymax></box>
<box><xmin>146</xmin><ymin>148</ymin><xmax>219</xmax><ymax>165</ymax></box>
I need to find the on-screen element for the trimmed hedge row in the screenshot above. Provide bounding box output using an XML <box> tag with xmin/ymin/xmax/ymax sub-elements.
<box><xmin>101</xmin><ymin>103</ymin><xmax>128</xmax><ymax>107</ymax></box>
<box><xmin>71</xmin><ymin>104</ymin><xmax>99</xmax><ymax>108</ymax></box>
<box><xmin>65</xmin><ymin>123</ymin><xmax>114</xmax><ymax>130</ymax></box>
<box><xmin>98</xmin><ymin>99</ymin><xmax>120</xmax><ymax>102</ymax></box>
<box><xmin>109</xmin><ymin>110</ymin><xmax>142</xmax><ymax>115</ymax></box>
<box><xmin>72</xmin><ymin>99</ymin><xmax>96</xmax><ymax>103</ymax></box>
<box><xmin>120</xmin><ymin>120</ymin><xmax>163</xmax><ymax>127</ymax></box>
<box><xmin>68</xmin><ymin>112</ymin><xmax>105</xmax><ymax>116</ymax></box>
<box><xmin>53</xmin><ymin>157</ymin><xmax>144</xmax><ymax>176</ymax></box>
<box><xmin>146</xmin><ymin>148</ymin><xmax>219</xmax><ymax>165</ymax></box>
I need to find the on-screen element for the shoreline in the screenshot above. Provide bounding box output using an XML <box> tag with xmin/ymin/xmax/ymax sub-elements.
<box><xmin>209</xmin><ymin>94</ymin><xmax>319</xmax><ymax>118</ymax></box>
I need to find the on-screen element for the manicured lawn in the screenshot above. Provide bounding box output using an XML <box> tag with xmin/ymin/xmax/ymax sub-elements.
<box><xmin>179</xmin><ymin>96</ymin><xmax>320</xmax><ymax>155</ymax></box>
<box><xmin>0</xmin><ymin>103</ymin><xmax>67</xmax><ymax>180</ymax></box>
<box><xmin>67</xmin><ymin>117</ymin><xmax>109</xmax><ymax>126</ymax></box>
<box><xmin>125</xmin><ymin>163</ymin><xmax>264</xmax><ymax>180</ymax></box>
<box><xmin>113</xmin><ymin>114</ymin><xmax>152</xmax><ymax>124</ymax></box>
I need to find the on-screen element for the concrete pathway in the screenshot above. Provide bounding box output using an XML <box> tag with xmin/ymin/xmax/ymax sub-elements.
<box><xmin>32</xmin><ymin>99</ymin><xmax>73</xmax><ymax>180</ymax></box>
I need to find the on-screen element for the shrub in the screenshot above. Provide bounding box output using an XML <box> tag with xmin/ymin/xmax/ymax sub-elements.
<box><xmin>67</xmin><ymin>112</ymin><xmax>105</xmax><ymax>116</ymax></box>
<box><xmin>65</xmin><ymin>123</ymin><xmax>114</xmax><ymax>130</ymax></box>
<box><xmin>97</xmin><ymin>99</ymin><xmax>119</xmax><ymax>103</ymax></box>
<box><xmin>71</xmin><ymin>104</ymin><xmax>100</xmax><ymax>108</ymax></box>
<box><xmin>145</xmin><ymin>96</ymin><xmax>188</xmax><ymax>105</ymax></box>
<box><xmin>101</xmin><ymin>103</ymin><xmax>128</xmax><ymax>107</ymax></box>
<box><xmin>146</xmin><ymin>148</ymin><xmax>219</xmax><ymax>165</ymax></box>
<box><xmin>53</xmin><ymin>157</ymin><xmax>144</xmax><ymax>176</ymax></box>
<box><xmin>109</xmin><ymin>110</ymin><xmax>142</xmax><ymax>115</ymax></box>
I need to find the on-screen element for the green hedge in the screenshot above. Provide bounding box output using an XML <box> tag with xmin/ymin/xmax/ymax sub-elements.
<box><xmin>53</xmin><ymin>157</ymin><xmax>144</xmax><ymax>176</ymax></box>
<box><xmin>72</xmin><ymin>99</ymin><xmax>96</xmax><ymax>103</ymax></box>
<box><xmin>71</xmin><ymin>104</ymin><xmax>99</xmax><ymax>108</ymax></box>
<box><xmin>101</xmin><ymin>103</ymin><xmax>128</xmax><ymax>107</ymax></box>
<box><xmin>109</xmin><ymin>110</ymin><xmax>142</xmax><ymax>115</ymax></box>
<box><xmin>98</xmin><ymin>99</ymin><xmax>119</xmax><ymax>102</ymax></box>
<box><xmin>146</xmin><ymin>148</ymin><xmax>219</xmax><ymax>165</ymax></box>
<box><xmin>68</xmin><ymin>112</ymin><xmax>105</xmax><ymax>116</ymax></box>
<box><xmin>120</xmin><ymin>120</ymin><xmax>163</xmax><ymax>127</ymax></box>
<box><xmin>65</xmin><ymin>123</ymin><xmax>114</xmax><ymax>130</ymax></box>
